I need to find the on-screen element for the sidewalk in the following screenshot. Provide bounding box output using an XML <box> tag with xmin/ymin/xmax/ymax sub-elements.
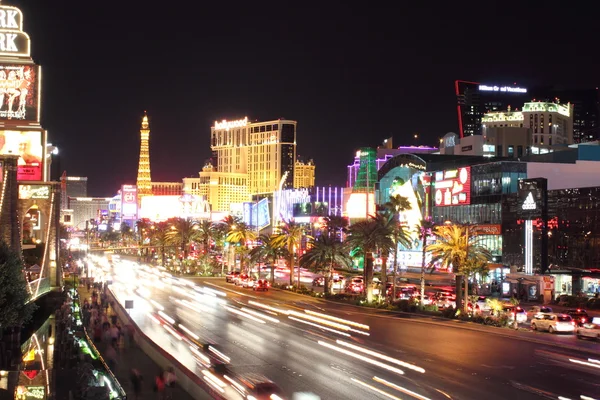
<box><xmin>78</xmin><ymin>283</ymin><xmax>195</xmax><ymax>400</ymax></box>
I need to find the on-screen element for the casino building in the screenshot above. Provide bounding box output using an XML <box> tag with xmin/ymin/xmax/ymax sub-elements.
<box><xmin>0</xmin><ymin>3</ymin><xmax>62</xmax><ymax>299</ymax></box>
<box><xmin>375</xmin><ymin>146</ymin><xmax>600</xmax><ymax>295</ymax></box>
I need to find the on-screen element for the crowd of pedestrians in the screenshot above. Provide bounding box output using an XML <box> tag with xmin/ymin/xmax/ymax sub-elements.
<box><xmin>80</xmin><ymin>281</ymin><xmax>178</xmax><ymax>399</ymax></box>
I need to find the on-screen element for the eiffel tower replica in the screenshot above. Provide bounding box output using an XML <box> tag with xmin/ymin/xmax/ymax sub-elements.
<box><xmin>136</xmin><ymin>112</ymin><xmax>152</xmax><ymax>203</ymax></box>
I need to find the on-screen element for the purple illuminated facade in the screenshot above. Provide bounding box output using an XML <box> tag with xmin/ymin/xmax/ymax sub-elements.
<box><xmin>347</xmin><ymin>146</ymin><xmax>438</xmax><ymax>188</ymax></box>
<box><xmin>314</xmin><ymin>186</ymin><xmax>344</xmax><ymax>216</ymax></box>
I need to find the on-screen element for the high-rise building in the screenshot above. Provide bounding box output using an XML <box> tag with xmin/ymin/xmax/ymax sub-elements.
<box><xmin>481</xmin><ymin>101</ymin><xmax>574</xmax><ymax>155</ymax></box>
<box><xmin>136</xmin><ymin>112</ymin><xmax>152</xmax><ymax>201</ymax></box>
<box><xmin>151</xmin><ymin>181</ymin><xmax>183</xmax><ymax>196</ymax></box>
<box><xmin>533</xmin><ymin>87</ymin><xmax>600</xmax><ymax>143</ymax></box>
<box><xmin>294</xmin><ymin>159</ymin><xmax>315</xmax><ymax>189</ymax></box>
<box><xmin>211</xmin><ymin>117</ymin><xmax>297</xmax><ymax>196</ymax></box>
<box><xmin>182</xmin><ymin>162</ymin><xmax>249</xmax><ymax>213</ymax></box>
<box><xmin>455</xmin><ymin>80</ymin><xmax>529</xmax><ymax>138</ymax></box>
<box><xmin>59</xmin><ymin>174</ymin><xmax>88</xmax><ymax>209</ymax></box>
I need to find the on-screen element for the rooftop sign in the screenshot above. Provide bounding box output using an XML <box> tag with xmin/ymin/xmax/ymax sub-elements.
<box><xmin>479</xmin><ymin>85</ymin><xmax>527</xmax><ymax>94</ymax></box>
<box><xmin>214</xmin><ymin>117</ymin><xmax>248</xmax><ymax>130</ymax></box>
<box><xmin>0</xmin><ymin>5</ymin><xmax>30</xmax><ymax>57</ymax></box>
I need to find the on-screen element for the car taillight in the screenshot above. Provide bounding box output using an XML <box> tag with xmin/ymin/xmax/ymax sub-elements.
<box><xmin>572</xmin><ymin>321</ymin><xmax>576</xmax><ymax>326</ymax></box>
<box><xmin>581</xmin><ymin>318</ymin><xmax>586</xmax><ymax>323</ymax></box>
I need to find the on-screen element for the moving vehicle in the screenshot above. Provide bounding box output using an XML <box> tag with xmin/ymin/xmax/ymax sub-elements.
<box><xmin>531</xmin><ymin>313</ymin><xmax>575</xmax><ymax>333</ymax></box>
<box><xmin>565</xmin><ymin>309</ymin><xmax>590</xmax><ymax>326</ymax></box>
<box><xmin>225</xmin><ymin>271</ymin><xmax>240</xmax><ymax>283</ymax></box>
<box><xmin>434</xmin><ymin>292</ymin><xmax>456</xmax><ymax>310</ymax></box>
<box><xmin>234</xmin><ymin>274</ymin><xmax>249</xmax><ymax>286</ymax></box>
<box><xmin>504</xmin><ymin>306</ymin><xmax>528</xmax><ymax>324</ymax></box>
<box><xmin>347</xmin><ymin>277</ymin><xmax>364</xmax><ymax>294</ymax></box>
<box><xmin>236</xmin><ymin>373</ymin><xmax>285</xmax><ymax>400</ymax></box>
<box><xmin>526</xmin><ymin>306</ymin><xmax>553</xmax><ymax>320</ymax></box>
<box><xmin>253</xmin><ymin>279</ymin><xmax>270</xmax><ymax>291</ymax></box>
<box><xmin>576</xmin><ymin>317</ymin><xmax>600</xmax><ymax>340</ymax></box>
<box><xmin>241</xmin><ymin>276</ymin><xmax>257</xmax><ymax>288</ymax></box>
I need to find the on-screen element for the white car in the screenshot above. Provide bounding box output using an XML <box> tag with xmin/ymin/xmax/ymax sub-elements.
<box><xmin>504</xmin><ymin>306</ymin><xmax>528</xmax><ymax>324</ymax></box>
<box><xmin>531</xmin><ymin>313</ymin><xmax>575</xmax><ymax>333</ymax></box>
<box><xmin>526</xmin><ymin>306</ymin><xmax>553</xmax><ymax>321</ymax></box>
<box><xmin>576</xmin><ymin>317</ymin><xmax>600</xmax><ymax>340</ymax></box>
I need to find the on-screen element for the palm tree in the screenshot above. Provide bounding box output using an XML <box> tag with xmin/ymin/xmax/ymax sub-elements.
<box><xmin>249</xmin><ymin>234</ymin><xmax>286</xmax><ymax>285</ymax></box>
<box><xmin>212</xmin><ymin>223</ymin><xmax>229</xmax><ymax>274</ymax></box>
<box><xmin>166</xmin><ymin>218</ymin><xmax>199</xmax><ymax>262</ymax></box>
<box><xmin>426</xmin><ymin>224</ymin><xmax>491</xmax><ymax>312</ymax></box>
<box><xmin>196</xmin><ymin>220</ymin><xmax>217</xmax><ymax>254</ymax></box>
<box><xmin>324</xmin><ymin>215</ymin><xmax>349</xmax><ymax>242</ymax></box>
<box><xmin>300</xmin><ymin>234</ymin><xmax>351</xmax><ymax>295</ymax></box>
<box><xmin>150</xmin><ymin>222</ymin><xmax>170</xmax><ymax>266</ymax></box>
<box><xmin>346</xmin><ymin>218</ymin><xmax>394</xmax><ymax>303</ymax></box>
<box><xmin>271</xmin><ymin>219</ymin><xmax>306</xmax><ymax>286</ymax></box>
<box><xmin>384</xmin><ymin>194</ymin><xmax>413</xmax><ymax>300</ymax></box>
<box><xmin>226</xmin><ymin>222</ymin><xmax>257</xmax><ymax>273</ymax></box>
<box><xmin>120</xmin><ymin>222</ymin><xmax>134</xmax><ymax>246</ymax></box>
<box><xmin>221</xmin><ymin>216</ymin><xmax>241</xmax><ymax>272</ymax></box>
<box><xmin>136</xmin><ymin>218</ymin><xmax>152</xmax><ymax>262</ymax></box>
<box><xmin>417</xmin><ymin>219</ymin><xmax>435</xmax><ymax>306</ymax></box>
<box><xmin>373</xmin><ymin>212</ymin><xmax>409</xmax><ymax>302</ymax></box>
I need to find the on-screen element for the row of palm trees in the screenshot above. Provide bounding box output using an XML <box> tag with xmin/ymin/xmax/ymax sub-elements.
<box><xmin>130</xmin><ymin>194</ymin><xmax>492</xmax><ymax>309</ymax></box>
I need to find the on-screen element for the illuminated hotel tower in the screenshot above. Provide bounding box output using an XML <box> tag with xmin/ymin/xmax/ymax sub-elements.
<box><xmin>211</xmin><ymin>117</ymin><xmax>297</xmax><ymax>196</ymax></box>
<box><xmin>136</xmin><ymin>112</ymin><xmax>152</xmax><ymax>199</ymax></box>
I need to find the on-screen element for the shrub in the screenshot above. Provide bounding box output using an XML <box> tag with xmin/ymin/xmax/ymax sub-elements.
<box><xmin>471</xmin><ymin>315</ymin><xmax>485</xmax><ymax>324</ymax></box>
<box><xmin>421</xmin><ymin>304</ymin><xmax>439</xmax><ymax>312</ymax></box>
<box><xmin>441</xmin><ymin>306</ymin><xmax>457</xmax><ymax>319</ymax></box>
<box><xmin>396</xmin><ymin>300</ymin><xmax>418</xmax><ymax>313</ymax></box>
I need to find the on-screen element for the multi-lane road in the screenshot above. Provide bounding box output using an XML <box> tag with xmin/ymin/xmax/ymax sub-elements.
<box><xmin>94</xmin><ymin>257</ymin><xmax>600</xmax><ymax>400</ymax></box>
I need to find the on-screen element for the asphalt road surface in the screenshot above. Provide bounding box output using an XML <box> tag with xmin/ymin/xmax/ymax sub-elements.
<box><xmin>97</xmin><ymin>258</ymin><xmax>600</xmax><ymax>400</ymax></box>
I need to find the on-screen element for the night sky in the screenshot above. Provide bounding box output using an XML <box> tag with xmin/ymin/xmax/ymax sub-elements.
<box><xmin>12</xmin><ymin>1</ymin><xmax>600</xmax><ymax>196</ymax></box>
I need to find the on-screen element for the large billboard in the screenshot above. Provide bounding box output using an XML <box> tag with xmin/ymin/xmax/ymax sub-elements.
<box><xmin>0</xmin><ymin>64</ymin><xmax>39</xmax><ymax>122</ymax></box>
<box><xmin>139</xmin><ymin>195</ymin><xmax>211</xmax><ymax>221</ymax></box>
<box><xmin>120</xmin><ymin>185</ymin><xmax>138</xmax><ymax>219</ymax></box>
<box><xmin>18</xmin><ymin>184</ymin><xmax>50</xmax><ymax>199</ymax></box>
<box><xmin>517</xmin><ymin>178</ymin><xmax>547</xmax><ymax>220</ymax></box>
<box><xmin>0</xmin><ymin>130</ymin><xmax>43</xmax><ymax>180</ymax></box>
<box><xmin>434</xmin><ymin>167</ymin><xmax>471</xmax><ymax>207</ymax></box>
<box><xmin>243</xmin><ymin>198</ymin><xmax>270</xmax><ymax>229</ymax></box>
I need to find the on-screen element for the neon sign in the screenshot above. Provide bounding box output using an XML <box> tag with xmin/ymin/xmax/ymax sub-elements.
<box><xmin>214</xmin><ymin>117</ymin><xmax>248</xmax><ymax>130</ymax></box>
<box><xmin>521</xmin><ymin>192</ymin><xmax>536</xmax><ymax>210</ymax></box>
<box><xmin>479</xmin><ymin>85</ymin><xmax>527</xmax><ymax>94</ymax></box>
<box><xmin>434</xmin><ymin>167</ymin><xmax>471</xmax><ymax>207</ymax></box>
<box><xmin>0</xmin><ymin>6</ymin><xmax>30</xmax><ymax>57</ymax></box>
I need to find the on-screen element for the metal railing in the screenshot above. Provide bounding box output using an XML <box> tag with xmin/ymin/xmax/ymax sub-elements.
<box><xmin>27</xmin><ymin>277</ymin><xmax>51</xmax><ymax>301</ymax></box>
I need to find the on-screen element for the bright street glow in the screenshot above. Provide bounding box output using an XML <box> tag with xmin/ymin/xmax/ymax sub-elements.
<box><xmin>225</xmin><ymin>306</ymin><xmax>266</xmax><ymax>324</ymax></box>
<box><xmin>337</xmin><ymin>340</ymin><xmax>425</xmax><ymax>373</ymax></box>
<box><xmin>208</xmin><ymin>346</ymin><xmax>231</xmax><ymax>363</ymax></box>
<box><xmin>318</xmin><ymin>341</ymin><xmax>404</xmax><ymax>375</ymax></box>
<box><xmin>241</xmin><ymin>307</ymin><xmax>280</xmax><ymax>324</ymax></box>
<box><xmin>158</xmin><ymin>311</ymin><xmax>175</xmax><ymax>325</ymax></box>
<box><xmin>373</xmin><ymin>376</ymin><xmax>431</xmax><ymax>400</ymax></box>
<box><xmin>304</xmin><ymin>310</ymin><xmax>370</xmax><ymax>330</ymax></box>
<box><xmin>289</xmin><ymin>316</ymin><xmax>351</xmax><ymax>337</ymax></box>
<box><xmin>350</xmin><ymin>378</ymin><xmax>401</xmax><ymax>399</ymax></box>
<box><xmin>178</xmin><ymin>324</ymin><xmax>199</xmax><ymax>341</ymax></box>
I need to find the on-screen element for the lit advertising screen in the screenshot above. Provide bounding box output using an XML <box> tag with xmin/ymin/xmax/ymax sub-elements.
<box><xmin>517</xmin><ymin>178</ymin><xmax>547</xmax><ymax>220</ymax></box>
<box><xmin>140</xmin><ymin>195</ymin><xmax>211</xmax><ymax>221</ymax></box>
<box><xmin>434</xmin><ymin>167</ymin><xmax>471</xmax><ymax>207</ymax></box>
<box><xmin>120</xmin><ymin>185</ymin><xmax>138</xmax><ymax>218</ymax></box>
<box><xmin>243</xmin><ymin>198</ymin><xmax>270</xmax><ymax>229</ymax></box>
<box><xmin>0</xmin><ymin>130</ymin><xmax>43</xmax><ymax>180</ymax></box>
<box><xmin>18</xmin><ymin>184</ymin><xmax>50</xmax><ymax>199</ymax></box>
<box><xmin>0</xmin><ymin>64</ymin><xmax>39</xmax><ymax>122</ymax></box>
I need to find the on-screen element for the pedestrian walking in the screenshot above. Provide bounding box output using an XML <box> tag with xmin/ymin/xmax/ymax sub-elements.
<box><xmin>153</xmin><ymin>370</ymin><xmax>165</xmax><ymax>399</ymax></box>
<box><xmin>164</xmin><ymin>367</ymin><xmax>177</xmax><ymax>399</ymax></box>
<box><xmin>130</xmin><ymin>368</ymin><xmax>143</xmax><ymax>400</ymax></box>
<box><xmin>105</xmin><ymin>342</ymin><xmax>118</xmax><ymax>371</ymax></box>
